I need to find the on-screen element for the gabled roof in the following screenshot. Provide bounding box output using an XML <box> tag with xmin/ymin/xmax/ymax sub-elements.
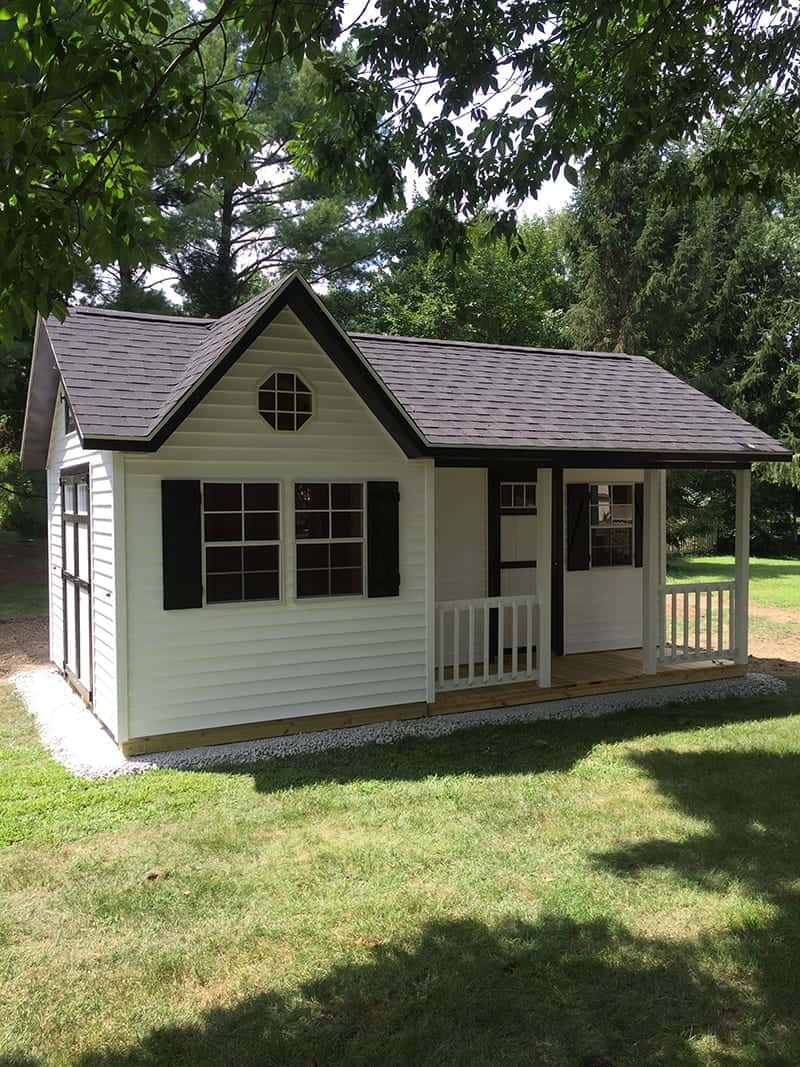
<box><xmin>352</xmin><ymin>334</ymin><xmax>786</xmax><ymax>456</ymax></box>
<box><xmin>21</xmin><ymin>270</ymin><xmax>791</xmax><ymax>469</ymax></box>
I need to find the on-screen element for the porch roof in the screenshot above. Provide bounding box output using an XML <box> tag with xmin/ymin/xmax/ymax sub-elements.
<box><xmin>353</xmin><ymin>333</ymin><xmax>788</xmax><ymax>460</ymax></box>
<box><xmin>21</xmin><ymin>271</ymin><xmax>791</xmax><ymax>467</ymax></box>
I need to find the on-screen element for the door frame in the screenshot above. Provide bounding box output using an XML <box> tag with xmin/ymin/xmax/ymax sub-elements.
<box><xmin>60</xmin><ymin>464</ymin><xmax>92</xmax><ymax>704</ymax></box>
<box><xmin>487</xmin><ymin>465</ymin><xmax>565</xmax><ymax>657</ymax></box>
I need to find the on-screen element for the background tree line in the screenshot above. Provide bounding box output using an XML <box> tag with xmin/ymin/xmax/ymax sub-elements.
<box><xmin>2</xmin><ymin>142</ymin><xmax>799</xmax><ymax>554</ymax></box>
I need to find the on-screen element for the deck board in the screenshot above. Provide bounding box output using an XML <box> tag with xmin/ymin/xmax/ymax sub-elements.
<box><xmin>431</xmin><ymin>648</ymin><xmax>744</xmax><ymax>715</ymax></box>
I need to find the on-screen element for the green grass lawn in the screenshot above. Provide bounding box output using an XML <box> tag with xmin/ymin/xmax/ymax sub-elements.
<box><xmin>0</xmin><ymin>581</ymin><xmax>48</xmax><ymax>621</ymax></box>
<box><xmin>668</xmin><ymin>555</ymin><xmax>800</xmax><ymax>611</ymax></box>
<box><xmin>3</xmin><ymin>680</ymin><xmax>800</xmax><ymax>1065</ymax></box>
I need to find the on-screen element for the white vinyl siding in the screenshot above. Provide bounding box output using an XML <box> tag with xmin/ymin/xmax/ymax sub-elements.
<box><xmin>434</xmin><ymin>468</ymin><xmax>487</xmax><ymax>602</ymax></box>
<box><xmin>123</xmin><ymin>308</ymin><xmax>430</xmax><ymax>740</ymax></box>
<box><xmin>46</xmin><ymin>389</ymin><xmax>119</xmax><ymax>734</ymax></box>
<box><xmin>563</xmin><ymin>468</ymin><xmax>644</xmax><ymax>654</ymax></box>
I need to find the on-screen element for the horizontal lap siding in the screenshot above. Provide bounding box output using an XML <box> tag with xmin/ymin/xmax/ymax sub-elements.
<box><xmin>124</xmin><ymin>309</ymin><xmax>429</xmax><ymax>739</ymax></box>
<box><xmin>47</xmin><ymin>399</ymin><xmax>119</xmax><ymax>733</ymax></box>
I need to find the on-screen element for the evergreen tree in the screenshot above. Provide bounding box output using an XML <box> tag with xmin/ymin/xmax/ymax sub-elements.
<box><xmin>564</xmin><ymin>149</ymin><xmax>800</xmax><ymax>551</ymax></box>
<box><xmin>163</xmin><ymin>53</ymin><xmax>384</xmax><ymax>318</ymax></box>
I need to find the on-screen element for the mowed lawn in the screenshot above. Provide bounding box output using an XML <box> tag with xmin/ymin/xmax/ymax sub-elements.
<box><xmin>3</xmin><ymin>675</ymin><xmax>800</xmax><ymax>1065</ymax></box>
<box><xmin>669</xmin><ymin>555</ymin><xmax>800</xmax><ymax>611</ymax></box>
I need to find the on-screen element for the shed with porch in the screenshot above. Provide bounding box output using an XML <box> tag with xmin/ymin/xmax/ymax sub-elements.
<box><xmin>20</xmin><ymin>272</ymin><xmax>791</xmax><ymax>754</ymax></box>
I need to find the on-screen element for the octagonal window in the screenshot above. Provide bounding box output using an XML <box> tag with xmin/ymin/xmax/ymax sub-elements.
<box><xmin>258</xmin><ymin>372</ymin><xmax>312</xmax><ymax>431</ymax></box>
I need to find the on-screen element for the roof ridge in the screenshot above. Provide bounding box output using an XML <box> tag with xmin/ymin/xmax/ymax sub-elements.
<box><xmin>66</xmin><ymin>306</ymin><xmax>213</xmax><ymax>326</ymax></box>
<box><xmin>351</xmin><ymin>331</ymin><xmax>635</xmax><ymax>360</ymax></box>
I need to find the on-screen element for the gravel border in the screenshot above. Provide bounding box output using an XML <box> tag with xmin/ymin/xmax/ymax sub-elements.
<box><xmin>12</xmin><ymin>666</ymin><xmax>787</xmax><ymax>780</ymax></box>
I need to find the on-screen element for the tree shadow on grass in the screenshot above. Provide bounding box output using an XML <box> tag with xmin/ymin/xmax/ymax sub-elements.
<box><xmin>595</xmin><ymin>745</ymin><xmax>800</xmax><ymax>1063</ymax></box>
<box><xmin>68</xmin><ymin>910</ymin><xmax>800</xmax><ymax>1066</ymax></box>
<box><xmin>13</xmin><ymin>713</ymin><xmax>800</xmax><ymax>1065</ymax></box>
<box><xmin>67</xmin><ymin>742</ymin><xmax>800</xmax><ymax>1067</ymax></box>
<box><xmin>214</xmin><ymin>687</ymin><xmax>798</xmax><ymax>796</ymax></box>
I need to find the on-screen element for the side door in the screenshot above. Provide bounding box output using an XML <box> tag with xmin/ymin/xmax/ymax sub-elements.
<box><xmin>61</xmin><ymin>467</ymin><xmax>92</xmax><ymax>701</ymax></box>
<box><xmin>488</xmin><ymin>472</ymin><xmax>538</xmax><ymax>659</ymax></box>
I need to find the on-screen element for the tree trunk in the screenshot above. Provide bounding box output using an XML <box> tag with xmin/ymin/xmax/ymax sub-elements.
<box><xmin>217</xmin><ymin>182</ymin><xmax>237</xmax><ymax>316</ymax></box>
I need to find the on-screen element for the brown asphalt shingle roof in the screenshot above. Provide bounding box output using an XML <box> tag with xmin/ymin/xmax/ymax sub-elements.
<box><xmin>352</xmin><ymin>334</ymin><xmax>783</xmax><ymax>455</ymax></box>
<box><xmin>39</xmin><ymin>277</ymin><xmax>789</xmax><ymax>460</ymax></box>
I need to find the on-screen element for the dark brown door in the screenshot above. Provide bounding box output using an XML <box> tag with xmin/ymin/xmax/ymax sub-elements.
<box><xmin>61</xmin><ymin>467</ymin><xmax>92</xmax><ymax>702</ymax></box>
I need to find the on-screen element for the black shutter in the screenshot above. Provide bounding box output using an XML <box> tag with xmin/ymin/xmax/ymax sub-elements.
<box><xmin>367</xmin><ymin>481</ymin><xmax>400</xmax><ymax>597</ymax></box>
<box><xmin>161</xmin><ymin>480</ymin><xmax>203</xmax><ymax>610</ymax></box>
<box><xmin>634</xmin><ymin>482</ymin><xmax>644</xmax><ymax>568</ymax></box>
<box><xmin>566</xmin><ymin>483</ymin><xmax>590</xmax><ymax>571</ymax></box>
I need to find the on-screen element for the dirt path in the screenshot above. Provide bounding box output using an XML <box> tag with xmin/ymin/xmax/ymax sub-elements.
<box><xmin>0</xmin><ymin>615</ymin><xmax>49</xmax><ymax>680</ymax></box>
<box><xmin>748</xmin><ymin>601</ymin><xmax>800</xmax><ymax>677</ymax></box>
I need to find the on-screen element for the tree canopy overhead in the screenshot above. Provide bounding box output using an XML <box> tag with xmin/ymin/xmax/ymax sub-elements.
<box><xmin>2</xmin><ymin>0</ymin><xmax>800</xmax><ymax>333</ymax></box>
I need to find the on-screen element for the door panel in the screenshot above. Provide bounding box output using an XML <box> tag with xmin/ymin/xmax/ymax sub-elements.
<box><xmin>500</xmin><ymin>513</ymin><xmax>538</xmax><ymax>566</ymax></box>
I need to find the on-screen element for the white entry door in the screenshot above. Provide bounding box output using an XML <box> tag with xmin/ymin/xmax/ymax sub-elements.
<box><xmin>61</xmin><ymin>468</ymin><xmax>92</xmax><ymax>700</ymax></box>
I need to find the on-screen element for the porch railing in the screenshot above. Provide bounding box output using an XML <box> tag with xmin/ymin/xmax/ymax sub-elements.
<box><xmin>659</xmin><ymin>581</ymin><xmax>735</xmax><ymax>663</ymax></box>
<box><xmin>436</xmin><ymin>594</ymin><xmax>539</xmax><ymax>691</ymax></box>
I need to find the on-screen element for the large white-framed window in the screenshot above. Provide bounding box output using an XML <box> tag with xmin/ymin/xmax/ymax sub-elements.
<box><xmin>589</xmin><ymin>483</ymin><xmax>634</xmax><ymax>567</ymax></box>
<box><xmin>294</xmin><ymin>481</ymin><xmax>365</xmax><ymax>598</ymax></box>
<box><xmin>202</xmin><ymin>481</ymin><xmax>281</xmax><ymax>604</ymax></box>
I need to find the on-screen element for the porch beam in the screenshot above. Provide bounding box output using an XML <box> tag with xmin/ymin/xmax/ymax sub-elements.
<box><xmin>641</xmin><ymin>469</ymin><xmax>661</xmax><ymax>674</ymax></box>
<box><xmin>734</xmin><ymin>468</ymin><xmax>751</xmax><ymax>665</ymax></box>
<box><xmin>537</xmin><ymin>468</ymin><xmax>552</xmax><ymax>687</ymax></box>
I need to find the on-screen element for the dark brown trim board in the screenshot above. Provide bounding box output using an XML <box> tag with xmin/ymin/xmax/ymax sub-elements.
<box><xmin>82</xmin><ymin>277</ymin><xmax>426</xmax><ymax>459</ymax></box>
<box><xmin>434</xmin><ymin>451</ymin><xmax>767</xmax><ymax>470</ymax></box>
<box><xmin>551</xmin><ymin>467</ymin><xmax>564</xmax><ymax>656</ymax></box>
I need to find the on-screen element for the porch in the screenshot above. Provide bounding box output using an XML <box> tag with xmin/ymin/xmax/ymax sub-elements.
<box><xmin>431</xmin><ymin>645</ymin><xmax>745</xmax><ymax>716</ymax></box>
<box><xmin>430</xmin><ymin>466</ymin><xmax>751</xmax><ymax>703</ymax></box>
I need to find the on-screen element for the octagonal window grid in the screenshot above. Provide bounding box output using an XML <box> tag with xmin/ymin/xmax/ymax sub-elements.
<box><xmin>258</xmin><ymin>372</ymin><xmax>313</xmax><ymax>431</ymax></box>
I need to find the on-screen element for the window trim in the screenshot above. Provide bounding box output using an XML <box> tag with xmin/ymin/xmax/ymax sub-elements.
<box><xmin>200</xmin><ymin>479</ymin><xmax>284</xmax><ymax>607</ymax></box>
<box><xmin>588</xmin><ymin>481</ymin><xmax>635</xmax><ymax>569</ymax></box>
<box><xmin>256</xmin><ymin>369</ymin><xmax>315</xmax><ymax>433</ymax></box>
<box><xmin>499</xmin><ymin>480</ymin><xmax>537</xmax><ymax>514</ymax></box>
<box><xmin>293</xmin><ymin>479</ymin><xmax>368</xmax><ymax>601</ymax></box>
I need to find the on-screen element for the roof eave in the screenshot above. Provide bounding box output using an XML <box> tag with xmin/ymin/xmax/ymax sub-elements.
<box><xmin>429</xmin><ymin>444</ymin><xmax>793</xmax><ymax>468</ymax></box>
<box><xmin>20</xmin><ymin>316</ymin><xmax>60</xmax><ymax>470</ymax></box>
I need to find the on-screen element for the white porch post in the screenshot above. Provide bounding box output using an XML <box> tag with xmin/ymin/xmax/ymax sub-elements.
<box><xmin>734</xmin><ymin>468</ymin><xmax>751</xmax><ymax>665</ymax></box>
<box><xmin>641</xmin><ymin>469</ymin><xmax>661</xmax><ymax>674</ymax></box>
<box><xmin>424</xmin><ymin>459</ymin><xmax>437</xmax><ymax>703</ymax></box>
<box><xmin>537</xmin><ymin>467</ymin><xmax>552</xmax><ymax>687</ymax></box>
<box><xmin>658</xmin><ymin>470</ymin><xmax>667</xmax><ymax>586</ymax></box>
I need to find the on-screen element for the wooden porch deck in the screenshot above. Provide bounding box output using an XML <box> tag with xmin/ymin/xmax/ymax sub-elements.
<box><xmin>431</xmin><ymin>647</ymin><xmax>744</xmax><ymax>715</ymax></box>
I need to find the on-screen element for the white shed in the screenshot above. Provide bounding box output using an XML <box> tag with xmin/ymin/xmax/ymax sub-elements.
<box><xmin>21</xmin><ymin>272</ymin><xmax>791</xmax><ymax>753</ymax></box>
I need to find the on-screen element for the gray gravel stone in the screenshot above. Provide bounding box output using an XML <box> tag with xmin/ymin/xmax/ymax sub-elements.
<box><xmin>13</xmin><ymin>667</ymin><xmax>787</xmax><ymax>781</ymax></box>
